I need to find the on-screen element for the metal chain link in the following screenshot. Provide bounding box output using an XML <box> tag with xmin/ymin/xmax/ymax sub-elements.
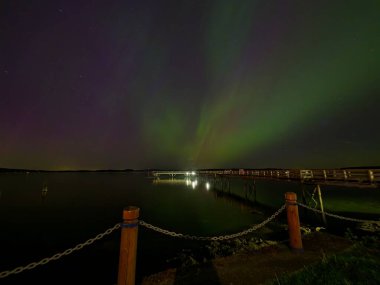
<box><xmin>0</xmin><ymin>223</ymin><xmax>121</xmax><ymax>279</ymax></box>
<box><xmin>139</xmin><ymin>204</ymin><xmax>286</xmax><ymax>241</ymax></box>
<box><xmin>297</xmin><ymin>202</ymin><xmax>380</xmax><ymax>223</ymax></box>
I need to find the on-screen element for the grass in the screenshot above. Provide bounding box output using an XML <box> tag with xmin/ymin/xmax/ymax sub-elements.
<box><xmin>268</xmin><ymin>238</ymin><xmax>380</xmax><ymax>285</ymax></box>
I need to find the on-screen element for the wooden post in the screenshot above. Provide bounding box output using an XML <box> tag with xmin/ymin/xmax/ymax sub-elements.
<box><xmin>285</xmin><ymin>192</ymin><xmax>303</xmax><ymax>252</ymax></box>
<box><xmin>316</xmin><ymin>185</ymin><xmax>327</xmax><ymax>226</ymax></box>
<box><xmin>118</xmin><ymin>206</ymin><xmax>139</xmax><ymax>285</ymax></box>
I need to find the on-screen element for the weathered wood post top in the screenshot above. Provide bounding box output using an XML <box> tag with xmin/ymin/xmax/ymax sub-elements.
<box><xmin>122</xmin><ymin>206</ymin><xmax>140</xmax><ymax>220</ymax></box>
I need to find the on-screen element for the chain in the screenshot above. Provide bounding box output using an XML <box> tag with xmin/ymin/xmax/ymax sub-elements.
<box><xmin>0</xmin><ymin>223</ymin><xmax>121</xmax><ymax>279</ymax></box>
<box><xmin>139</xmin><ymin>204</ymin><xmax>286</xmax><ymax>241</ymax></box>
<box><xmin>297</xmin><ymin>202</ymin><xmax>380</xmax><ymax>223</ymax></box>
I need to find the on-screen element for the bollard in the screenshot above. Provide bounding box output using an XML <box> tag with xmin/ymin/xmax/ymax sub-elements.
<box><xmin>285</xmin><ymin>192</ymin><xmax>303</xmax><ymax>252</ymax></box>
<box><xmin>117</xmin><ymin>206</ymin><xmax>140</xmax><ymax>285</ymax></box>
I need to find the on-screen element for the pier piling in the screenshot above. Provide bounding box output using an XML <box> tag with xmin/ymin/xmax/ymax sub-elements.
<box><xmin>316</xmin><ymin>185</ymin><xmax>327</xmax><ymax>226</ymax></box>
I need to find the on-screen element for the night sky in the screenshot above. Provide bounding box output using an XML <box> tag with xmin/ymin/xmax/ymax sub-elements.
<box><xmin>1</xmin><ymin>0</ymin><xmax>380</xmax><ymax>170</ymax></box>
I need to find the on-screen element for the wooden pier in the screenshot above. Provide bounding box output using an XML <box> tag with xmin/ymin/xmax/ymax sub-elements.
<box><xmin>196</xmin><ymin>168</ymin><xmax>379</xmax><ymax>227</ymax></box>
<box><xmin>197</xmin><ymin>168</ymin><xmax>379</xmax><ymax>188</ymax></box>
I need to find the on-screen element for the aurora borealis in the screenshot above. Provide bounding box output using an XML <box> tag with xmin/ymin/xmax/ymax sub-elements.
<box><xmin>1</xmin><ymin>0</ymin><xmax>380</xmax><ymax>170</ymax></box>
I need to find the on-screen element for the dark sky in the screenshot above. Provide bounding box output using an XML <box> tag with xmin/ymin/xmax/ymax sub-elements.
<box><xmin>1</xmin><ymin>0</ymin><xmax>380</xmax><ymax>170</ymax></box>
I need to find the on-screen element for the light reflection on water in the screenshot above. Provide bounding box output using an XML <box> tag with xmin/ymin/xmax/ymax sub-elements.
<box><xmin>154</xmin><ymin>178</ymin><xmax>210</xmax><ymax>191</ymax></box>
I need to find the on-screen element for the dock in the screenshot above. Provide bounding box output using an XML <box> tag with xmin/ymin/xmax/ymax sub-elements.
<box><xmin>197</xmin><ymin>168</ymin><xmax>379</xmax><ymax>189</ymax></box>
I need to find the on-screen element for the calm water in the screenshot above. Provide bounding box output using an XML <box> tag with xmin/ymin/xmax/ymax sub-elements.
<box><xmin>0</xmin><ymin>172</ymin><xmax>379</xmax><ymax>284</ymax></box>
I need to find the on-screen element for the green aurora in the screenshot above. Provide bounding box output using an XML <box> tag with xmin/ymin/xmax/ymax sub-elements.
<box><xmin>141</xmin><ymin>1</ymin><xmax>380</xmax><ymax>169</ymax></box>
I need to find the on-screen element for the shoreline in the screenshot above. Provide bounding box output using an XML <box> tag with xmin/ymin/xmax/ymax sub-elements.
<box><xmin>140</xmin><ymin>232</ymin><xmax>356</xmax><ymax>285</ymax></box>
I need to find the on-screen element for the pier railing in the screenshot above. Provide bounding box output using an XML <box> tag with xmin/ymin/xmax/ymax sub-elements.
<box><xmin>1</xmin><ymin>193</ymin><xmax>379</xmax><ymax>284</ymax></box>
<box><xmin>198</xmin><ymin>168</ymin><xmax>380</xmax><ymax>186</ymax></box>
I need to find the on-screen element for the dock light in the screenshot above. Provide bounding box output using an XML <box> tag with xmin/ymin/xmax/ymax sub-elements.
<box><xmin>191</xmin><ymin>171</ymin><xmax>196</xmax><ymax>176</ymax></box>
<box><xmin>205</xmin><ymin>182</ymin><xmax>210</xmax><ymax>190</ymax></box>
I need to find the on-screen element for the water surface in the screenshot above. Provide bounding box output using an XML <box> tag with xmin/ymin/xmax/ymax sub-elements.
<box><xmin>1</xmin><ymin>172</ymin><xmax>379</xmax><ymax>284</ymax></box>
